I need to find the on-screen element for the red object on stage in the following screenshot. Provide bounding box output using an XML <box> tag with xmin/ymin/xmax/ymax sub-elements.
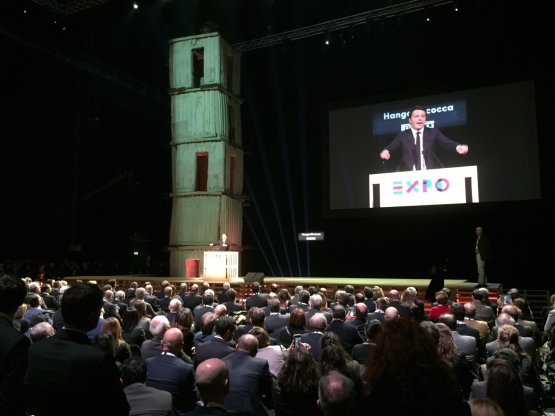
<box><xmin>185</xmin><ymin>258</ymin><xmax>200</xmax><ymax>278</ymax></box>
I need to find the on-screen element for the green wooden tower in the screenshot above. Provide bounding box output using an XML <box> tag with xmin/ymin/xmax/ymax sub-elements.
<box><xmin>168</xmin><ymin>32</ymin><xmax>244</xmax><ymax>278</ymax></box>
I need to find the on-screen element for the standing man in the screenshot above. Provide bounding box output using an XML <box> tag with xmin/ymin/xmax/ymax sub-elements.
<box><xmin>379</xmin><ymin>105</ymin><xmax>469</xmax><ymax>171</ymax></box>
<box><xmin>0</xmin><ymin>274</ymin><xmax>30</xmax><ymax>416</ymax></box>
<box><xmin>475</xmin><ymin>226</ymin><xmax>490</xmax><ymax>285</ymax></box>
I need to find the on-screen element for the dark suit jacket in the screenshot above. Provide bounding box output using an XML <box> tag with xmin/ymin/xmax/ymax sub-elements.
<box><xmin>245</xmin><ymin>293</ymin><xmax>268</xmax><ymax>310</ymax></box>
<box><xmin>25</xmin><ymin>328</ymin><xmax>130</xmax><ymax>416</ymax></box>
<box><xmin>183</xmin><ymin>293</ymin><xmax>203</xmax><ymax>311</ymax></box>
<box><xmin>194</xmin><ymin>336</ymin><xmax>235</xmax><ymax>367</ymax></box>
<box><xmin>384</xmin><ymin>127</ymin><xmax>461</xmax><ymax>171</ymax></box>
<box><xmin>222</xmin><ymin>351</ymin><xmax>274</xmax><ymax>416</ymax></box>
<box><xmin>326</xmin><ymin>319</ymin><xmax>364</xmax><ymax>354</ymax></box>
<box><xmin>223</xmin><ymin>301</ymin><xmax>244</xmax><ymax>315</ymax></box>
<box><xmin>146</xmin><ymin>352</ymin><xmax>197</xmax><ymax>412</ymax></box>
<box><xmin>193</xmin><ymin>305</ymin><xmax>215</xmax><ymax>331</ymax></box>
<box><xmin>124</xmin><ymin>382</ymin><xmax>173</xmax><ymax>416</ymax></box>
<box><xmin>0</xmin><ymin>315</ymin><xmax>30</xmax><ymax>416</ymax></box>
<box><xmin>300</xmin><ymin>332</ymin><xmax>323</xmax><ymax>361</ymax></box>
<box><xmin>264</xmin><ymin>313</ymin><xmax>289</xmax><ymax>334</ymax></box>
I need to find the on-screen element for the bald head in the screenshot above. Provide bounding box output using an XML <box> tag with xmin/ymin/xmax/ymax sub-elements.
<box><xmin>195</xmin><ymin>358</ymin><xmax>229</xmax><ymax>403</ymax></box>
<box><xmin>30</xmin><ymin>322</ymin><xmax>55</xmax><ymax>342</ymax></box>
<box><xmin>162</xmin><ymin>328</ymin><xmax>183</xmax><ymax>353</ymax></box>
<box><xmin>237</xmin><ymin>334</ymin><xmax>259</xmax><ymax>356</ymax></box>
<box><xmin>214</xmin><ymin>304</ymin><xmax>227</xmax><ymax>317</ymax></box>
<box><xmin>384</xmin><ymin>306</ymin><xmax>399</xmax><ymax>320</ymax></box>
<box><xmin>310</xmin><ymin>313</ymin><xmax>328</xmax><ymax>331</ymax></box>
<box><xmin>388</xmin><ymin>289</ymin><xmax>400</xmax><ymax>300</ymax></box>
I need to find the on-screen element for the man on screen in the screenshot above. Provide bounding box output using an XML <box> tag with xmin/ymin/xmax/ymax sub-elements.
<box><xmin>379</xmin><ymin>106</ymin><xmax>469</xmax><ymax>171</ymax></box>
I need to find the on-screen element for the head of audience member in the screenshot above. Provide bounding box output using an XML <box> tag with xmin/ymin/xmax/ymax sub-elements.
<box><xmin>202</xmin><ymin>290</ymin><xmax>215</xmax><ymax>307</ymax></box>
<box><xmin>214</xmin><ymin>315</ymin><xmax>236</xmax><ymax>341</ymax></box>
<box><xmin>384</xmin><ymin>306</ymin><xmax>399</xmax><ymax>320</ymax></box>
<box><xmin>249</xmin><ymin>307</ymin><xmax>266</xmax><ymax>327</ymax></box>
<box><xmin>62</xmin><ymin>282</ymin><xmax>103</xmax><ymax>332</ymax></box>
<box><xmin>375</xmin><ymin>297</ymin><xmax>388</xmax><ymax>311</ymax></box>
<box><xmin>310</xmin><ymin>313</ymin><xmax>328</xmax><ymax>332</ymax></box>
<box><xmin>30</xmin><ymin>321</ymin><xmax>55</xmax><ymax>342</ymax></box>
<box><xmin>420</xmin><ymin>320</ymin><xmax>440</xmax><ymax>347</ymax></box>
<box><xmin>115</xmin><ymin>290</ymin><xmax>126</xmax><ymax>303</ymax></box>
<box><xmin>237</xmin><ymin>333</ymin><xmax>258</xmax><ymax>357</ymax></box>
<box><xmin>278</xmin><ymin>288</ymin><xmax>291</xmax><ymax>306</ymax></box>
<box><xmin>363</xmin><ymin>317</ymin><xmax>464</xmax><ymax>412</ymax></box>
<box><xmin>214</xmin><ymin>304</ymin><xmax>227</xmax><ymax>318</ymax></box>
<box><xmin>353</xmin><ymin>303</ymin><xmax>368</xmax><ymax>321</ymax></box>
<box><xmin>200</xmin><ymin>282</ymin><xmax>210</xmax><ymax>295</ymax></box>
<box><xmin>463</xmin><ymin>302</ymin><xmax>477</xmax><ymax>319</ymax></box>
<box><xmin>226</xmin><ymin>288</ymin><xmax>238</xmax><ymax>303</ymax></box>
<box><xmin>496</xmin><ymin>324</ymin><xmax>521</xmax><ymax>351</ymax></box>
<box><xmin>161</xmin><ymin>328</ymin><xmax>184</xmax><ymax>355</ymax></box>
<box><xmin>93</xmin><ymin>331</ymin><xmax>117</xmax><ymax>357</ymax></box>
<box><xmin>512</xmin><ymin>298</ymin><xmax>533</xmax><ymax>320</ymax></box>
<box><xmin>190</xmin><ymin>283</ymin><xmax>199</xmax><ymax>294</ymax></box>
<box><xmin>320</xmin><ymin>340</ymin><xmax>351</xmax><ymax>377</ymax></box>
<box><xmin>388</xmin><ymin>289</ymin><xmax>401</xmax><ymax>301</ymax></box>
<box><xmin>308</xmin><ymin>293</ymin><xmax>323</xmax><ymax>310</ymax></box>
<box><xmin>317</xmin><ymin>370</ymin><xmax>355</xmax><ymax>416</ymax></box>
<box><xmin>101</xmin><ymin>316</ymin><xmax>125</xmax><ymax>342</ymax></box>
<box><xmin>495</xmin><ymin>312</ymin><xmax>515</xmax><ymax>328</ymax></box>
<box><xmin>435</xmin><ymin>322</ymin><xmax>459</xmax><ymax>365</ymax></box>
<box><xmin>435</xmin><ymin>290</ymin><xmax>449</xmax><ymax>305</ymax></box>
<box><xmin>133</xmin><ymin>300</ymin><xmax>148</xmax><ymax>320</ymax></box>
<box><xmin>249</xmin><ymin>326</ymin><xmax>271</xmax><ymax>349</ymax></box>
<box><xmin>149</xmin><ymin>315</ymin><xmax>171</xmax><ymax>339</ymax></box>
<box><xmin>468</xmin><ymin>397</ymin><xmax>505</xmax><ymax>416</ymax></box>
<box><xmin>163</xmin><ymin>285</ymin><xmax>173</xmax><ymax>298</ymax></box>
<box><xmin>195</xmin><ymin>358</ymin><xmax>229</xmax><ymax>405</ymax></box>
<box><xmin>278</xmin><ymin>343</ymin><xmax>321</xmax><ymax>393</ymax></box>
<box><xmin>172</xmin><ymin>308</ymin><xmax>194</xmax><ymax>331</ymax></box>
<box><xmin>0</xmin><ymin>274</ymin><xmax>28</xmax><ymax>317</ymax></box>
<box><xmin>251</xmin><ymin>281</ymin><xmax>261</xmax><ymax>294</ymax></box>
<box><xmin>120</xmin><ymin>355</ymin><xmax>148</xmax><ymax>387</ymax></box>
<box><xmin>486</xmin><ymin>358</ymin><xmax>527</xmax><ymax>416</ymax></box>
<box><xmin>438</xmin><ymin>313</ymin><xmax>457</xmax><ymax>331</ymax></box>
<box><xmin>121</xmin><ymin>308</ymin><xmax>140</xmax><ymax>333</ymax></box>
<box><xmin>168</xmin><ymin>298</ymin><xmax>182</xmax><ymax>314</ymax></box>
<box><xmin>288</xmin><ymin>307</ymin><xmax>307</xmax><ymax>330</ymax></box>
<box><xmin>267</xmin><ymin>297</ymin><xmax>281</xmax><ymax>313</ymax></box>
<box><xmin>365</xmin><ymin>319</ymin><xmax>382</xmax><ymax>343</ymax></box>
<box><xmin>200</xmin><ymin>312</ymin><xmax>218</xmax><ymax>335</ymax></box>
<box><xmin>299</xmin><ymin>290</ymin><xmax>310</xmax><ymax>305</ymax></box>
<box><xmin>331</xmin><ymin>304</ymin><xmax>347</xmax><ymax>321</ymax></box>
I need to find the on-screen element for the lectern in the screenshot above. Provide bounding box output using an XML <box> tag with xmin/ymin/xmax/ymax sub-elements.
<box><xmin>203</xmin><ymin>251</ymin><xmax>239</xmax><ymax>281</ymax></box>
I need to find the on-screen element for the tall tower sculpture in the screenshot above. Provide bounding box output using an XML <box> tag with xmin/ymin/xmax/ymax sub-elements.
<box><xmin>168</xmin><ymin>32</ymin><xmax>243</xmax><ymax>278</ymax></box>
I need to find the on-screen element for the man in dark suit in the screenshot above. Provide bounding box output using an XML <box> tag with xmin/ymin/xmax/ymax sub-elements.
<box><xmin>325</xmin><ymin>304</ymin><xmax>363</xmax><ymax>355</ymax></box>
<box><xmin>194</xmin><ymin>316</ymin><xmax>236</xmax><ymax>368</ymax></box>
<box><xmin>223</xmin><ymin>288</ymin><xmax>245</xmax><ymax>315</ymax></box>
<box><xmin>264</xmin><ymin>297</ymin><xmax>289</xmax><ymax>335</ymax></box>
<box><xmin>183</xmin><ymin>283</ymin><xmax>203</xmax><ymax>311</ymax></box>
<box><xmin>187</xmin><ymin>358</ymin><xmax>254</xmax><ymax>415</ymax></box>
<box><xmin>194</xmin><ymin>291</ymin><xmax>216</xmax><ymax>332</ymax></box>
<box><xmin>301</xmin><ymin>313</ymin><xmax>327</xmax><ymax>362</ymax></box>
<box><xmin>387</xmin><ymin>289</ymin><xmax>412</xmax><ymax>318</ymax></box>
<box><xmin>0</xmin><ymin>273</ymin><xmax>30</xmax><ymax>416</ymax></box>
<box><xmin>475</xmin><ymin>226</ymin><xmax>490</xmax><ymax>285</ymax></box>
<box><xmin>25</xmin><ymin>282</ymin><xmax>130</xmax><ymax>415</ymax></box>
<box><xmin>146</xmin><ymin>327</ymin><xmax>198</xmax><ymax>413</ymax></box>
<box><xmin>379</xmin><ymin>105</ymin><xmax>469</xmax><ymax>171</ymax></box>
<box><xmin>121</xmin><ymin>355</ymin><xmax>173</xmax><ymax>416</ymax></box>
<box><xmin>245</xmin><ymin>282</ymin><xmax>267</xmax><ymax>310</ymax></box>
<box><xmin>222</xmin><ymin>334</ymin><xmax>274</xmax><ymax>415</ymax></box>
<box><xmin>209</xmin><ymin>233</ymin><xmax>232</xmax><ymax>251</ymax></box>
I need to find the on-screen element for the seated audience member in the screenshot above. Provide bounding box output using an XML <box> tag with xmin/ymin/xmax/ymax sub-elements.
<box><xmin>360</xmin><ymin>317</ymin><xmax>471</xmax><ymax>415</ymax></box>
<box><xmin>485</xmin><ymin>358</ymin><xmax>531</xmax><ymax>416</ymax></box>
<box><xmin>317</xmin><ymin>370</ymin><xmax>355</xmax><ymax>416</ymax></box>
<box><xmin>171</xmin><ymin>307</ymin><xmax>195</xmax><ymax>358</ymax></box>
<box><xmin>101</xmin><ymin>316</ymin><xmax>132</xmax><ymax>364</ymax></box>
<box><xmin>146</xmin><ymin>328</ymin><xmax>198</xmax><ymax>413</ymax></box>
<box><xmin>194</xmin><ymin>315</ymin><xmax>236</xmax><ymax>367</ymax></box>
<box><xmin>468</xmin><ymin>397</ymin><xmax>505</xmax><ymax>416</ymax></box>
<box><xmin>222</xmin><ymin>334</ymin><xmax>274</xmax><ymax>415</ymax></box>
<box><xmin>26</xmin><ymin>282</ymin><xmax>130</xmax><ymax>415</ymax></box>
<box><xmin>275</xmin><ymin>307</ymin><xmax>308</xmax><ymax>348</ymax></box>
<box><xmin>250</xmin><ymin>326</ymin><xmax>286</xmax><ymax>377</ymax></box>
<box><xmin>0</xmin><ymin>273</ymin><xmax>30</xmax><ymax>415</ymax></box>
<box><xmin>273</xmin><ymin>345</ymin><xmax>321</xmax><ymax>416</ymax></box>
<box><xmin>120</xmin><ymin>355</ymin><xmax>173</xmax><ymax>416</ymax></box>
<box><xmin>428</xmin><ymin>290</ymin><xmax>452</xmax><ymax>322</ymax></box>
<box><xmin>121</xmin><ymin>308</ymin><xmax>147</xmax><ymax>348</ymax></box>
<box><xmin>141</xmin><ymin>315</ymin><xmax>171</xmax><ymax>360</ymax></box>
<box><xmin>352</xmin><ymin>319</ymin><xmax>382</xmax><ymax>366</ymax></box>
<box><xmin>301</xmin><ymin>312</ymin><xmax>328</xmax><ymax>362</ymax></box>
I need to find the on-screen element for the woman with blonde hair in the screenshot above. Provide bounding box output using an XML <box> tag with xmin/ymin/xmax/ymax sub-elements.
<box><xmin>101</xmin><ymin>317</ymin><xmax>132</xmax><ymax>364</ymax></box>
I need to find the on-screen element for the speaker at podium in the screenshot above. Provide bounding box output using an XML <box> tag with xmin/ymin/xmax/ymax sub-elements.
<box><xmin>244</xmin><ymin>272</ymin><xmax>265</xmax><ymax>284</ymax></box>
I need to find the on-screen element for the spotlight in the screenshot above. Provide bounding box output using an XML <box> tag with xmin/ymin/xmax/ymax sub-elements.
<box><xmin>133</xmin><ymin>2</ymin><xmax>139</xmax><ymax>9</ymax></box>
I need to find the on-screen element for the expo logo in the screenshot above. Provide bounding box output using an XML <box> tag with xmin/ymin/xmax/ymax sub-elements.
<box><xmin>392</xmin><ymin>178</ymin><xmax>450</xmax><ymax>195</ymax></box>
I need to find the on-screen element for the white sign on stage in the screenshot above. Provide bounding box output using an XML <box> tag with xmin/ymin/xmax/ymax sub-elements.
<box><xmin>369</xmin><ymin>166</ymin><xmax>479</xmax><ymax>208</ymax></box>
<box><xmin>203</xmin><ymin>251</ymin><xmax>239</xmax><ymax>280</ymax></box>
